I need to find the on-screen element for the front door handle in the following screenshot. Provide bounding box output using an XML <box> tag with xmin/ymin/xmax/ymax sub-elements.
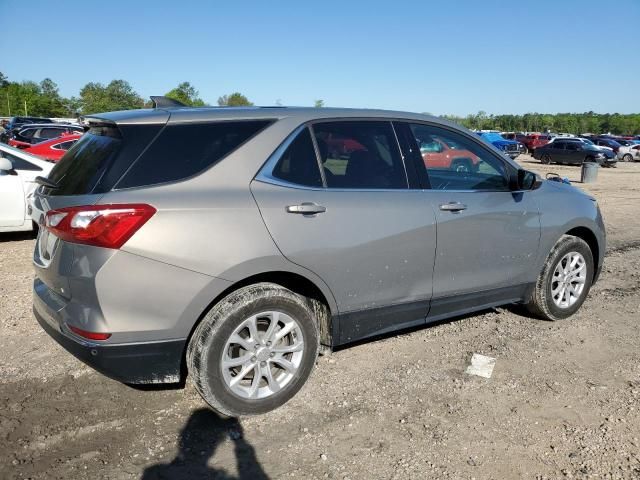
<box><xmin>286</xmin><ymin>202</ymin><xmax>327</xmax><ymax>215</ymax></box>
<box><xmin>439</xmin><ymin>202</ymin><xmax>467</xmax><ymax>212</ymax></box>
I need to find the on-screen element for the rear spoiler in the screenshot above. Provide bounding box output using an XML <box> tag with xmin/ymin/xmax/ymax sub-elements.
<box><xmin>150</xmin><ymin>96</ymin><xmax>187</xmax><ymax>108</ymax></box>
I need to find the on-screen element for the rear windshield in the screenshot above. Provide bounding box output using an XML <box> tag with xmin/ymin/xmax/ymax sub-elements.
<box><xmin>116</xmin><ymin>120</ymin><xmax>272</xmax><ymax>189</ymax></box>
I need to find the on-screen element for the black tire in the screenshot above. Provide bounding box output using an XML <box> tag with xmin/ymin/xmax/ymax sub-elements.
<box><xmin>622</xmin><ymin>154</ymin><xmax>633</xmax><ymax>162</ymax></box>
<box><xmin>187</xmin><ymin>282</ymin><xmax>320</xmax><ymax>416</ymax></box>
<box><xmin>525</xmin><ymin>235</ymin><xmax>594</xmax><ymax>321</ymax></box>
<box><xmin>541</xmin><ymin>154</ymin><xmax>551</xmax><ymax>164</ymax></box>
<box><xmin>450</xmin><ymin>158</ymin><xmax>473</xmax><ymax>173</ymax></box>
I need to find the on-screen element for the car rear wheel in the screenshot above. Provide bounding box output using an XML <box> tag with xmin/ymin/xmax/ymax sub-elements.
<box><xmin>525</xmin><ymin>235</ymin><xmax>594</xmax><ymax>321</ymax></box>
<box><xmin>187</xmin><ymin>282</ymin><xmax>319</xmax><ymax>416</ymax></box>
<box><xmin>541</xmin><ymin>154</ymin><xmax>551</xmax><ymax>164</ymax></box>
<box><xmin>623</xmin><ymin>154</ymin><xmax>633</xmax><ymax>162</ymax></box>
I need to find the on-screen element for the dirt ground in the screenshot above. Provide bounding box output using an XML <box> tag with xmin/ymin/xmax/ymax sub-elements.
<box><xmin>1</xmin><ymin>155</ymin><xmax>640</xmax><ymax>479</ymax></box>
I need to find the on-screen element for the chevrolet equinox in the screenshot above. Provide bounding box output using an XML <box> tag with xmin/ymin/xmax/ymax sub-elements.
<box><xmin>32</xmin><ymin>100</ymin><xmax>605</xmax><ymax>416</ymax></box>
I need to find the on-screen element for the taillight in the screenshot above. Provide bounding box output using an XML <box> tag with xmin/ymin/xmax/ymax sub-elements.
<box><xmin>68</xmin><ymin>325</ymin><xmax>111</xmax><ymax>341</ymax></box>
<box><xmin>45</xmin><ymin>204</ymin><xmax>156</xmax><ymax>249</ymax></box>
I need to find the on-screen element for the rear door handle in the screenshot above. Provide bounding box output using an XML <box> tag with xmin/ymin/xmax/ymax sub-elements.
<box><xmin>439</xmin><ymin>202</ymin><xmax>467</xmax><ymax>212</ymax></box>
<box><xmin>286</xmin><ymin>202</ymin><xmax>327</xmax><ymax>215</ymax></box>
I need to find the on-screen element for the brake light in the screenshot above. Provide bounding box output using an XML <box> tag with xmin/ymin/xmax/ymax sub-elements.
<box><xmin>45</xmin><ymin>204</ymin><xmax>156</xmax><ymax>249</ymax></box>
<box><xmin>68</xmin><ymin>325</ymin><xmax>111</xmax><ymax>341</ymax></box>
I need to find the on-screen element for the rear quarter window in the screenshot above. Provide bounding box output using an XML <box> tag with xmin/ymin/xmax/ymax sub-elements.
<box><xmin>116</xmin><ymin>120</ymin><xmax>272</xmax><ymax>189</ymax></box>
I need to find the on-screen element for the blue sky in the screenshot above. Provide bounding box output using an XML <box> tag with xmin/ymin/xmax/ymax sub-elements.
<box><xmin>1</xmin><ymin>0</ymin><xmax>638</xmax><ymax>115</ymax></box>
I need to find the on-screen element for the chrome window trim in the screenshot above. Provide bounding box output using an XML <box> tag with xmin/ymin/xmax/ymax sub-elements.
<box><xmin>256</xmin><ymin>119</ymin><xmax>411</xmax><ymax>191</ymax></box>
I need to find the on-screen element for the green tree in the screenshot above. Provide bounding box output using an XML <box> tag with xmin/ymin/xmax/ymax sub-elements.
<box><xmin>79</xmin><ymin>80</ymin><xmax>144</xmax><ymax>114</ymax></box>
<box><xmin>165</xmin><ymin>82</ymin><xmax>205</xmax><ymax>106</ymax></box>
<box><xmin>314</xmin><ymin>99</ymin><xmax>325</xmax><ymax>108</ymax></box>
<box><xmin>217</xmin><ymin>92</ymin><xmax>253</xmax><ymax>107</ymax></box>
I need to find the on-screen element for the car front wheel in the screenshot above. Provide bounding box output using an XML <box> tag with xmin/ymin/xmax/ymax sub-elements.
<box><xmin>187</xmin><ymin>283</ymin><xmax>320</xmax><ymax>416</ymax></box>
<box><xmin>526</xmin><ymin>235</ymin><xmax>594</xmax><ymax>321</ymax></box>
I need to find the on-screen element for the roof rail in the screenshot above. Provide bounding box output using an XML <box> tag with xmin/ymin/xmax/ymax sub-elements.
<box><xmin>150</xmin><ymin>96</ymin><xmax>187</xmax><ymax>108</ymax></box>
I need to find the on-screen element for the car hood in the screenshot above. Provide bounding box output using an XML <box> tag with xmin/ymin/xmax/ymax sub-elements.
<box><xmin>544</xmin><ymin>178</ymin><xmax>596</xmax><ymax>200</ymax></box>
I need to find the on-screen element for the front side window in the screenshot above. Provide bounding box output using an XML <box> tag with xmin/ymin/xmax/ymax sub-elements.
<box><xmin>409</xmin><ymin>124</ymin><xmax>509</xmax><ymax>191</ymax></box>
<box><xmin>312</xmin><ymin>121</ymin><xmax>407</xmax><ymax>189</ymax></box>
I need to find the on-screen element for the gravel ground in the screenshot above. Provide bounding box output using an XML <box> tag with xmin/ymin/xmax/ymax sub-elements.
<box><xmin>1</xmin><ymin>156</ymin><xmax>640</xmax><ymax>479</ymax></box>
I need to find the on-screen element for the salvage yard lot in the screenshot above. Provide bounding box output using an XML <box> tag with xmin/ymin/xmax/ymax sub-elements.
<box><xmin>1</xmin><ymin>155</ymin><xmax>640</xmax><ymax>479</ymax></box>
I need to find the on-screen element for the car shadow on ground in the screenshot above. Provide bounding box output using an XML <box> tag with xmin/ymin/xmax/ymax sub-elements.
<box><xmin>0</xmin><ymin>230</ymin><xmax>37</xmax><ymax>243</ymax></box>
<box><xmin>141</xmin><ymin>408</ymin><xmax>269</xmax><ymax>480</ymax></box>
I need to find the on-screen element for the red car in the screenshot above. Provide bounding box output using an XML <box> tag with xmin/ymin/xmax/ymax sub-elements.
<box><xmin>521</xmin><ymin>134</ymin><xmax>551</xmax><ymax>153</ymax></box>
<box><xmin>7</xmin><ymin>138</ymin><xmax>32</xmax><ymax>149</ymax></box>
<box><xmin>23</xmin><ymin>134</ymin><xmax>82</xmax><ymax>162</ymax></box>
<box><xmin>420</xmin><ymin>137</ymin><xmax>480</xmax><ymax>172</ymax></box>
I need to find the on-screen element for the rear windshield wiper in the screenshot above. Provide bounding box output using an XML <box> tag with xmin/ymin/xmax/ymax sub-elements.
<box><xmin>35</xmin><ymin>176</ymin><xmax>59</xmax><ymax>189</ymax></box>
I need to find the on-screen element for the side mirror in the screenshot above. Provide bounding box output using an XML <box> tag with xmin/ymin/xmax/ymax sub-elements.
<box><xmin>0</xmin><ymin>157</ymin><xmax>13</xmax><ymax>172</ymax></box>
<box><xmin>517</xmin><ymin>169</ymin><xmax>542</xmax><ymax>190</ymax></box>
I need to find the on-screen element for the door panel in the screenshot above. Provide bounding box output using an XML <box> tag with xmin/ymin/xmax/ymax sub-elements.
<box><xmin>251</xmin><ymin>180</ymin><xmax>437</xmax><ymax>315</ymax></box>
<box><xmin>426</xmin><ymin>190</ymin><xmax>540</xmax><ymax>303</ymax></box>
<box><xmin>0</xmin><ymin>173</ymin><xmax>25</xmax><ymax>227</ymax></box>
<box><xmin>401</xmin><ymin>122</ymin><xmax>542</xmax><ymax>318</ymax></box>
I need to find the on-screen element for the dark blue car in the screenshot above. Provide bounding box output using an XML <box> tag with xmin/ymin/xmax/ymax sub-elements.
<box><xmin>477</xmin><ymin>132</ymin><xmax>524</xmax><ymax>159</ymax></box>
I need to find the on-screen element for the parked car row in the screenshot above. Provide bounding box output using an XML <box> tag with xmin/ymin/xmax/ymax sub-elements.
<box><xmin>1</xmin><ymin>116</ymin><xmax>86</xmax><ymax>163</ymax></box>
<box><xmin>498</xmin><ymin>130</ymin><xmax>640</xmax><ymax>166</ymax></box>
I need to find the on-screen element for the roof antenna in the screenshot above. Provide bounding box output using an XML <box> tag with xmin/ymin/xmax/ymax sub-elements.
<box><xmin>150</xmin><ymin>96</ymin><xmax>187</xmax><ymax>108</ymax></box>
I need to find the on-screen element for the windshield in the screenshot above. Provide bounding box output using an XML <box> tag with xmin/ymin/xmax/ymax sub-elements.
<box><xmin>582</xmin><ymin>139</ymin><xmax>594</xmax><ymax>145</ymax></box>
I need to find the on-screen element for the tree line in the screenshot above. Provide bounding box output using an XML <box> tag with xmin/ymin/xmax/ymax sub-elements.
<box><xmin>440</xmin><ymin>110</ymin><xmax>640</xmax><ymax>135</ymax></box>
<box><xmin>1</xmin><ymin>72</ymin><xmax>638</xmax><ymax>134</ymax></box>
<box><xmin>0</xmin><ymin>72</ymin><xmax>256</xmax><ymax>117</ymax></box>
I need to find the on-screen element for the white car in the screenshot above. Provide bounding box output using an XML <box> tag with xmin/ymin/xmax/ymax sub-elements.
<box><xmin>0</xmin><ymin>143</ymin><xmax>53</xmax><ymax>232</ymax></box>
<box><xmin>621</xmin><ymin>144</ymin><xmax>640</xmax><ymax>162</ymax></box>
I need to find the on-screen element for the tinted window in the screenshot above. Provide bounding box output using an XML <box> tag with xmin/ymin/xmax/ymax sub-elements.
<box><xmin>553</xmin><ymin>141</ymin><xmax>566</xmax><ymax>149</ymax></box>
<box><xmin>39</xmin><ymin>128</ymin><xmax>62</xmax><ymax>139</ymax></box>
<box><xmin>312</xmin><ymin>121</ymin><xmax>407</xmax><ymax>189</ymax></box>
<box><xmin>409</xmin><ymin>124</ymin><xmax>508</xmax><ymax>191</ymax></box>
<box><xmin>46</xmin><ymin>126</ymin><xmax>123</xmax><ymax>196</ymax></box>
<box><xmin>0</xmin><ymin>151</ymin><xmax>42</xmax><ymax>171</ymax></box>
<box><xmin>272</xmin><ymin>128</ymin><xmax>322</xmax><ymax>187</ymax></box>
<box><xmin>20</xmin><ymin>128</ymin><xmax>36</xmax><ymax>139</ymax></box>
<box><xmin>57</xmin><ymin>140</ymin><xmax>76</xmax><ymax>150</ymax></box>
<box><xmin>118</xmin><ymin>120</ymin><xmax>272</xmax><ymax>189</ymax></box>
<box><xmin>566</xmin><ymin>143</ymin><xmax>580</xmax><ymax>151</ymax></box>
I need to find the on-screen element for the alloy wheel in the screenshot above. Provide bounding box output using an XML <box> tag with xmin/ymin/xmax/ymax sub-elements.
<box><xmin>551</xmin><ymin>251</ymin><xmax>587</xmax><ymax>309</ymax></box>
<box><xmin>221</xmin><ymin>311</ymin><xmax>305</xmax><ymax>400</ymax></box>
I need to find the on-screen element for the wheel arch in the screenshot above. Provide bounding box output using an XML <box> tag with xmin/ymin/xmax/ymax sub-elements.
<box><xmin>565</xmin><ymin>226</ymin><xmax>600</xmax><ymax>280</ymax></box>
<box><xmin>181</xmin><ymin>269</ymin><xmax>337</xmax><ymax>379</ymax></box>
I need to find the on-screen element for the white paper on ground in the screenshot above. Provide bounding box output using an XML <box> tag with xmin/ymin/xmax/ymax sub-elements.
<box><xmin>465</xmin><ymin>353</ymin><xmax>496</xmax><ymax>379</ymax></box>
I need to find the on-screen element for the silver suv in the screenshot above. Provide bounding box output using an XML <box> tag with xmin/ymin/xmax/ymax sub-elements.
<box><xmin>32</xmin><ymin>102</ymin><xmax>605</xmax><ymax>416</ymax></box>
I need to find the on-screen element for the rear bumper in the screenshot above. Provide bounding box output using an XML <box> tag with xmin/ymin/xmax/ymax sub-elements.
<box><xmin>33</xmin><ymin>284</ymin><xmax>186</xmax><ymax>384</ymax></box>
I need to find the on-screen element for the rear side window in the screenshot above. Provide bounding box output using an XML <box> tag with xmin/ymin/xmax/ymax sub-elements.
<box><xmin>272</xmin><ymin>128</ymin><xmax>322</xmax><ymax>187</ymax></box>
<box><xmin>20</xmin><ymin>128</ymin><xmax>36</xmax><ymax>139</ymax></box>
<box><xmin>312</xmin><ymin>121</ymin><xmax>407</xmax><ymax>189</ymax></box>
<box><xmin>39</xmin><ymin>128</ymin><xmax>62</xmax><ymax>139</ymax></box>
<box><xmin>117</xmin><ymin>120</ymin><xmax>272</xmax><ymax>189</ymax></box>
